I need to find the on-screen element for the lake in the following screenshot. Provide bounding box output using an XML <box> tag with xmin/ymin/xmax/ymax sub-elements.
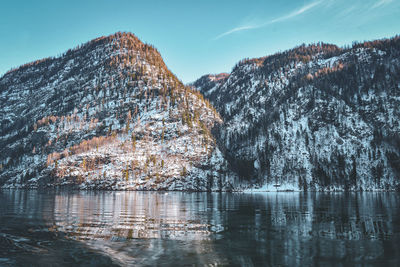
<box><xmin>0</xmin><ymin>190</ymin><xmax>399</xmax><ymax>266</ymax></box>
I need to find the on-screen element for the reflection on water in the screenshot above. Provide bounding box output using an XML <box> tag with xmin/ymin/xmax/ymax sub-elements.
<box><xmin>1</xmin><ymin>190</ymin><xmax>400</xmax><ymax>266</ymax></box>
<box><xmin>54</xmin><ymin>192</ymin><xmax>221</xmax><ymax>241</ymax></box>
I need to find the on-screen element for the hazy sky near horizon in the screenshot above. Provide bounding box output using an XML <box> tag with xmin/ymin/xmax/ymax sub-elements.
<box><xmin>1</xmin><ymin>0</ymin><xmax>399</xmax><ymax>83</ymax></box>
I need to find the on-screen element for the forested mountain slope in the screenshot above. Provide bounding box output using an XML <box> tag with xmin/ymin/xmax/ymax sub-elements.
<box><xmin>0</xmin><ymin>32</ymin><xmax>236</xmax><ymax>190</ymax></box>
<box><xmin>194</xmin><ymin>37</ymin><xmax>400</xmax><ymax>191</ymax></box>
<box><xmin>2</xmin><ymin>32</ymin><xmax>399</xmax><ymax>191</ymax></box>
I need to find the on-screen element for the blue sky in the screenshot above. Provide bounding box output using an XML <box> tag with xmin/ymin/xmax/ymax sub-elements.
<box><xmin>0</xmin><ymin>0</ymin><xmax>399</xmax><ymax>83</ymax></box>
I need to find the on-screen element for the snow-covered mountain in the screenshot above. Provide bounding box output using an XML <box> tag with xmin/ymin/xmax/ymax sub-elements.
<box><xmin>2</xmin><ymin>33</ymin><xmax>399</xmax><ymax>191</ymax></box>
<box><xmin>0</xmin><ymin>32</ymin><xmax>236</xmax><ymax>190</ymax></box>
<box><xmin>194</xmin><ymin>37</ymin><xmax>400</xmax><ymax>191</ymax></box>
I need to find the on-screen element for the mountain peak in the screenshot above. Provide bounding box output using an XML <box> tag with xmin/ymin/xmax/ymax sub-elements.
<box><xmin>2</xmin><ymin>32</ymin><xmax>163</xmax><ymax>80</ymax></box>
<box><xmin>0</xmin><ymin>32</ymin><xmax>233</xmax><ymax>191</ymax></box>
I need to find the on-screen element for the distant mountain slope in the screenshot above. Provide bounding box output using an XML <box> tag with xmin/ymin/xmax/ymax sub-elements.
<box><xmin>0</xmin><ymin>32</ymin><xmax>236</xmax><ymax>190</ymax></box>
<box><xmin>194</xmin><ymin>37</ymin><xmax>400</xmax><ymax>191</ymax></box>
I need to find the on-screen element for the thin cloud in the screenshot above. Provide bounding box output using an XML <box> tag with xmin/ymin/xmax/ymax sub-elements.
<box><xmin>371</xmin><ymin>0</ymin><xmax>393</xmax><ymax>9</ymax></box>
<box><xmin>215</xmin><ymin>25</ymin><xmax>258</xmax><ymax>40</ymax></box>
<box><xmin>269</xmin><ymin>1</ymin><xmax>322</xmax><ymax>24</ymax></box>
<box><xmin>214</xmin><ymin>1</ymin><xmax>322</xmax><ymax>40</ymax></box>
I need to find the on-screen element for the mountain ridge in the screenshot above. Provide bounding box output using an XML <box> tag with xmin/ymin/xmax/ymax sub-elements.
<box><xmin>0</xmin><ymin>32</ymin><xmax>237</xmax><ymax>190</ymax></box>
<box><xmin>194</xmin><ymin>35</ymin><xmax>400</xmax><ymax>191</ymax></box>
<box><xmin>1</xmin><ymin>32</ymin><xmax>400</xmax><ymax>191</ymax></box>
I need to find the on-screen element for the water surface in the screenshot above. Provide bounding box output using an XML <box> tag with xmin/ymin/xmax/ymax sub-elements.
<box><xmin>1</xmin><ymin>190</ymin><xmax>399</xmax><ymax>266</ymax></box>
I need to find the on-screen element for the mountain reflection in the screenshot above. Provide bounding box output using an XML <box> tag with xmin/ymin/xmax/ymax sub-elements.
<box><xmin>53</xmin><ymin>192</ymin><xmax>219</xmax><ymax>240</ymax></box>
<box><xmin>1</xmin><ymin>190</ymin><xmax>399</xmax><ymax>266</ymax></box>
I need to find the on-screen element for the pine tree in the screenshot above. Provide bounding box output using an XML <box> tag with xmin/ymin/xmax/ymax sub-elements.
<box><xmin>82</xmin><ymin>158</ymin><xmax>86</xmax><ymax>171</ymax></box>
<box><xmin>126</xmin><ymin>110</ymin><xmax>132</xmax><ymax>133</ymax></box>
<box><xmin>132</xmin><ymin>135</ymin><xmax>136</xmax><ymax>150</ymax></box>
<box><xmin>181</xmin><ymin>166</ymin><xmax>187</xmax><ymax>176</ymax></box>
<box><xmin>125</xmin><ymin>166</ymin><xmax>129</xmax><ymax>181</ymax></box>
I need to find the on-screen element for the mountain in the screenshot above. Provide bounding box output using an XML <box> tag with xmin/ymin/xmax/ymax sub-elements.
<box><xmin>0</xmin><ymin>32</ymin><xmax>236</xmax><ymax>190</ymax></box>
<box><xmin>194</xmin><ymin>37</ymin><xmax>400</xmax><ymax>191</ymax></box>
<box><xmin>2</xmin><ymin>33</ymin><xmax>400</xmax><ymax>191</ymax></box>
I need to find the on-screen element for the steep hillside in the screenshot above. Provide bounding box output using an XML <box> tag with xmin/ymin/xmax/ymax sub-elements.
<box><xmin>0</xmin><ymin>32</ymin><xmax>236</xmax><ymax>190</ymax></box>
<box><xmin>194</xmin><ymin>37</ymin><xmax>400</xmax><ymax>191</ymax></box>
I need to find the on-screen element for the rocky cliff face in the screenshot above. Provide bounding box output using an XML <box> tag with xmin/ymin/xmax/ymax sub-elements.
<box><xmin>194</xmin><ymin>37</ymin><xmax>400</xmax><ymax>191</ymax></box>
<box><xmin>0</xmin><ymin>32</ymin><xmax>236</xmax><ymax>190</ymax></box>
